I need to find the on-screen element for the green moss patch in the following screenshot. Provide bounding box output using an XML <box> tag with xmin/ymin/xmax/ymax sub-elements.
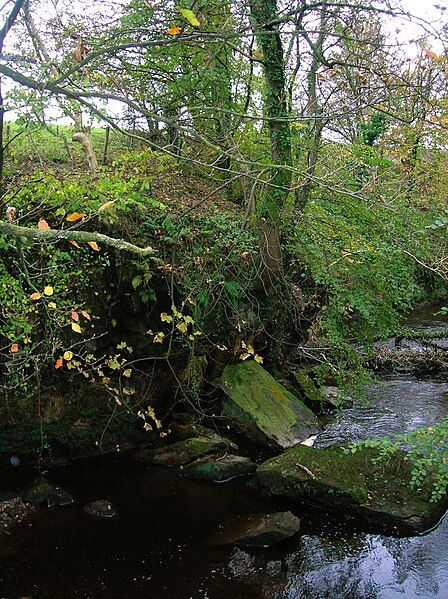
<box><xmin>219</xmin><ymin>361</ymin><xmax>320</xmax><ymax>448</ymax></box>
<box><xmin>183</xmin><ymin>455</ymin><xmax>256</xmax><ymax>482</ymax></box>
<box><xmin>255</xmin><ymin>444</ymin><xmax>448</xmax><ymax>532</ymax></box>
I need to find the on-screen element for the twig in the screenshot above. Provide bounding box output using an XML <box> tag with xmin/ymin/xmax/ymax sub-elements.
<box><xmin>295</xmin><ymin>462</ymin><xmax>316</xmax><ymax>479</ymax></box>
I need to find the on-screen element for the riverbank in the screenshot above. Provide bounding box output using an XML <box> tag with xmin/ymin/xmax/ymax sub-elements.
<box><xmin>1</xmin><ymin>308</ymin><xmax>447</xmax><ymax>598</ymax></box>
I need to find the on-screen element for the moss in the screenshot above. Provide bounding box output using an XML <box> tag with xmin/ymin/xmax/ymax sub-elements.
<box><xmin>255</xmin><ymin>444</ymin><xmax>447</xmax><ymax>531</ymax></box>
<box><xmin>134</xmin><ymin>436</ymin><xmax>234</xmax><ymax>467</ymax></box>
<box><xmin>291</xmin><ymin>369</ymin><xmax>325</xmax><ymax>405</ymax></box>
<box><xmin>183</xmin><ymin>437</ymin><xmax>221</xmax><ymax>456</ymax></box>
<box><xmin>219</xmin><ymin>361</ymin><xmax>320</xmax><ymax>448</ymax></box>
<box><xmin>184</xmin><ymin>455</ymin><xmax>256</xmax><ymax>482</ymax></box>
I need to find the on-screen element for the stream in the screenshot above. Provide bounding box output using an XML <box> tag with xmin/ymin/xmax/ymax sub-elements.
<box><xmin>1</xmin><ymin>308</ymin><xmax>448</xmax><ymax>598</ymax></box>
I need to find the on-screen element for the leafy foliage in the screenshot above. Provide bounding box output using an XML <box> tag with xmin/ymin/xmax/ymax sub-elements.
<box><xmin>346</xmin><ymin>420</ymin><xmax>448</xmax><ymax>503</ymax></box>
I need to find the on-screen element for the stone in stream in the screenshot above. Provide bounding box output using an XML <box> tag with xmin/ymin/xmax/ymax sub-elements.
<box><xmin>291</xmin><ymin>368</ymin><xmax>343</xmax><ymax>412</ymax></box>
<box><xmin>209</xmin><ymin>511</ymin><xmax>301</xmax><ymax>547</ymax></box>
<box><xmin>169</xmin><ymin>420</ymin><xmax>238</xmax><ymax>450</ymax></box>
<box><xmin>84</xmin><ymin>500</ymin><xmax>116</xmax><ymax>518</ymax></box>
<box><xmin>133</xmin><ymin>435</ymin><xmax>236</xmax><ymax>467</ymax></box>
<box><xmin>254</xmin><ymin>444</ymin><xmax>448</xmax><ymax>532</ymax></box>
<box><xmin>21</xmin><ymin>476</ymin><xmax>74</xmax><ymax>507</ymax></box>
<box><xmin>183</xmin><ymin>455</ymin><xmax>257</xmax><ymax>482</ymax></box>
<box><xmin>218</xmin><ymin>361</ymin><xmax>320</xmax><ymax>448</ymax></box>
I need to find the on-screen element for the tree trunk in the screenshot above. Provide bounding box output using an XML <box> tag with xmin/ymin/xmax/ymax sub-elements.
<box><xmin>73</xmin><ymin>131</ymin><xmax>98</xmax><ymax>171</ymax></box>
<box><xmin>250</xmin><ymin>0</ymin><xmax>293</xmax><ymax>282</ymax></box>
<box><xmin>0</xmin><ymin>77</ymin><xmax>5</xmax><ymax>191</ymax></box>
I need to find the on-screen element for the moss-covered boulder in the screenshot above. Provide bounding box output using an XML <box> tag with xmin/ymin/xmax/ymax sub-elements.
<box><xmin>132</xmin><ymin>436</ymin><xmax>235</xmax><ymax>467</ymax></box>
<box><xmin>183</xmin><ymin>455</ymin><xmax>257</xmax><ymax>482</ymax></box>
<box><xmin>169</xmin><ymin>420</ymin><xmax>237</xmax><ymax>450</ymax></box>
<box><xmin>218</xmin><ymin>361</ymin><xmax>320</xmax><ymax>448</ymax></box>
<box><xmin>254</xmin><ymin>444</ymin><xmax>448</xmax><ymax>532</ymax></box>
<box><xmin>291</xmin><ymin>368</ymin><xmax>340</xmax><ymax>412</ymax></box>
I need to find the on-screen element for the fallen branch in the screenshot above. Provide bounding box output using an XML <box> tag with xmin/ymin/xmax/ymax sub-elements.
<box><xmin>0</xmin><ymin>221</ymin><xmax>155</xmax><ymax>257</ymax></box>
<box><xmin>295</xmin><ymin>462</ymin><xmax>316</xmax><ymax>480</ymax></box>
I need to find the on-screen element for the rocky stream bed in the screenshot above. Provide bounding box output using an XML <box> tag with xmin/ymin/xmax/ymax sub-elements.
<box><xmin>0</xmin><ymin>308</ymin><xmax>447</xmax><ymax>598</ymax></box>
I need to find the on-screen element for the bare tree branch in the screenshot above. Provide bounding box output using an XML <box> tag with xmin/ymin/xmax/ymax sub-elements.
<box><xmin>0</xmin><ymin>221</ymin><xmax>156</xmax><ymax>257</ymax></box>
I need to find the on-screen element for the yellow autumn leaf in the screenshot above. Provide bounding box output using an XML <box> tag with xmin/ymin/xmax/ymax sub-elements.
<box><xmin>30</xmin><ymin>292</ymin><xmax>42</xmax><ymax>300</ymax></box>
<box><xmin>69</xmin><ymin>240</ymin><xmax>81</xmax><ymax>249</ymax></box>
<box><xmin>239</xmin><ymin>352</ymin><xmax>251</xmax><ymax>361</ymax></box>
<box><xmin>179</xmin><ymin>8</ymin><xmax>200</xmax><ymax>27</ymax></box>
<box><xmin>44</xmin><ymin>286</ymin><xmax>54</xmax><ymax>296</ymax></box>
<box><xmin>160</xmin><ymin>312</ymin><xmax>173</xmax><ymax>323</ymax></box>
<box><xmin>48</xmin><ymin>302</ymin><xmax>57</xmax><ymax>309</ymax></box>
<box><xmin>123</xmin><ymin>369</ymin><xmax>132</xmax><ymax>378</ymax></box>
<box><xmin>254</xmin><ymin>354</ymin><xmax>264</xmax><ymax>364</ymax></box>
<box><xmin>167</xmin><ymin>26</ymin><xmax>181</xmax><ymax>35</ymax></box>
<box><xmin>71</xmin><ymin>322</ymin><xmax>82</xmax><ymax>334</ymax></box>
<box><xmin>153</xmin><ymin>332</ymin><xmax>165</xmax><ymax>343</ymax></box>
<box><xmin>98</xmin><ymin>200</ymin><xmax>117</xmax><ymax>213</ymax></box>
<box><xmin>176</xmin><ymin>322</ymin><xmax>188</xmax><ymax>333</ymax></box>
<box><xmin>63</xmin><ymin>351</ymin><xmax>73</xmax><ymax>361</ymax></box>
<box><xmin>87</xmin><ymin>241</ymin><xmax>100</xmax><ymax>251</ymax></box>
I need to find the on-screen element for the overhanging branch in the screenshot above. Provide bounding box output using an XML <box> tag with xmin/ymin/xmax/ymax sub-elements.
<box><xmin>0</xmin><ymin>221</ymin><xmax>155</xmax><ymax>257</ymax></box>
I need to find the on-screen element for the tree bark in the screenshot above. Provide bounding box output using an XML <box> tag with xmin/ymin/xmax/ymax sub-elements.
<box><xmin>250</xmin><ymin>0</ymin><xmax>293</xmax><ymax>283</ymax></box>
<box><xmin>0</xmin><ymin>221</ymin><xmax>155</xmax><ymax>257</ymax></box>
<box><xmin>250</xmin><ymin>0</ymin><xmax>293</xmax><ymax>221</ymax></box>
<box><xmin>73</xmin><ymin>131</ymin><xmax>99</xmax><ymax>171</ymax></box>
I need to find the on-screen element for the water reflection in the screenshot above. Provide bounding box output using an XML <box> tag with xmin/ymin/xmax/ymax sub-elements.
<box><xmin>227</xmin><ymin>514</ymin><xmax>448</xmax><ymax>598</ymax></box>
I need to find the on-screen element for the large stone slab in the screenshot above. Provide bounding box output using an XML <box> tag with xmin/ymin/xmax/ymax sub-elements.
<box><xmin>254</xmin><ymin>444</ymin><xmax>448</xmax><ymax>532</ymax></box>
<box><xmin>219</xmin><ymin>361</ymin><xmax>320</xmax><ymax>448</ymax></box>
<box><xmin>183</xmin><ymin>455</ymin><xmax>256</xmax><ymax>482</ymax></box>
<box><xmin>133</xmin><ymin>436</ymin><xmax>235</xmax><ymax>467</ymax></box>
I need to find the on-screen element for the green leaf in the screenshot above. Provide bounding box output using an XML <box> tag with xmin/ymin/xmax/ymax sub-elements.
<box><xmin>132</xmin><ymin>275</ymin><xmax>142</xmax><ymax>289</ymax></box>
<box><xmin>179</xmin><ymin>8</ymin><xmax>200</xmax><ymax>27</ymax></box>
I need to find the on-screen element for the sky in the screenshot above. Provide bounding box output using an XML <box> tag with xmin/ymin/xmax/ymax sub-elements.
<box><xmin>1</xmin><ymin>0</ymin><xmax>447</xmax><ymax>124</ymax></box>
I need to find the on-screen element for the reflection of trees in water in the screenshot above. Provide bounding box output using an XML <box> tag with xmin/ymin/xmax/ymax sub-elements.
<box><xmin>379</xmin><ymin>517</ymin><xmax>448</xmax><ymax>598</ymax></box>
<box><xmin>226</xmin><ymin>518</ymin><xmax>448</xmax><ymax>599</ymax></box>
<box><xmin>278</xmin><ymin>521</ymin><xmax>448</xmax><ymax>599</ymax></box>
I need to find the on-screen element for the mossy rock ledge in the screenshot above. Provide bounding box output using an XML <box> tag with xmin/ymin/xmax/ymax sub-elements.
<box><xmin>218</xmin><ymin>361</ymin><xmax>320</xmax><ymax>448</ymax></box>
<box><xmin>183</xmin><ymin>455</ymin><xmax>257</xmax><ymax>482</ymax></box>
<box><xmin>133</xmin><ymin>436</ymin><xmax>235</xmax><ymax>467</ymax></box>
<box><xmin>254</xmin><ymin>444</ymin><xmax>448</xmax><ymax>533</ymax></box>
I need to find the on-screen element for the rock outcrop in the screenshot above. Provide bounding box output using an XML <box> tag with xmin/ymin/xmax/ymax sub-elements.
<box><xmin>183</xmin><ymin>455</ymin><xmax>256</xmax><ymax>482</ymax></box>
<box><xmin>209</xmin><ymin>511</ymin><xmax>301</xmax><ymax>547</ymax></box>
<box><xmin>254</xmin><ymin>444</ymin><xmax>448</xmax><ymax>532</ymax></box>
<box><xmin>133</xmin><ymin>435</ymin><xmax>236</xmax><ymax>467</ymax></box>
<box><xmin>218</xmin><ymin>361</ymin><xmax>320</xmax><ymax>448</ymax></box>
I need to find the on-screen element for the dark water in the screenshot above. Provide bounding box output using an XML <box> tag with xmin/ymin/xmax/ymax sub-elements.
<box><xmin>1</xmin><ymin>307</ymin><xmax>448</xmax><ymax>598</ymax></box>
<box><xmin>2</xmin><ymin>454</ymin><xmax>446</xmax><ymax>599</ymax></box>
